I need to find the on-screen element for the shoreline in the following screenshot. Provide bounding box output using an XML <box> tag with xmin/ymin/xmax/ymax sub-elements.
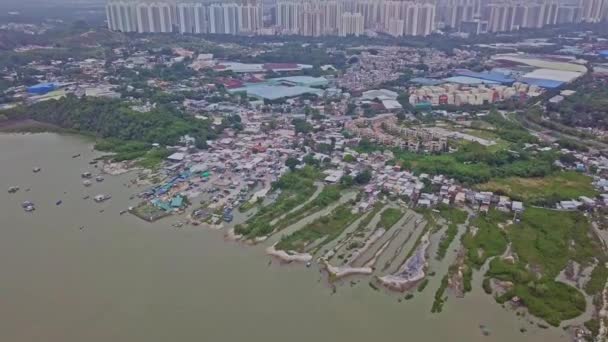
<box><xmin>266</xmin><ymin>243</ymin><xmax>313</xmax><ymax>263</ymax></box>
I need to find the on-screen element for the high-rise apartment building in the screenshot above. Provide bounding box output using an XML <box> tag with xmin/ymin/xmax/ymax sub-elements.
<box><xmin>339</xmin><ymin>12</ymin><xmax>364</xmax><ymax>36</ymax></box>
<box><xmin>106</xmin><ymin>1</ymin><xmax>138</xmax><ymax>32</ymax></box>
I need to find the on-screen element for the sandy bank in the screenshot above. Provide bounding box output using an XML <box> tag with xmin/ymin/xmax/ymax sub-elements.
<box><xmin>225</xmin><ymin>228</ymin><xmax>243</xmax><ymax>241</ymax></box>
<box><xmin>266</xmin><ymin>244</ymin><xmax>312</xmax><ymax>263</ymax></box>
<box><xmin>323</xmin><ymin>261</ymin><xmax>374</xmax><ymax>279</ymax></box>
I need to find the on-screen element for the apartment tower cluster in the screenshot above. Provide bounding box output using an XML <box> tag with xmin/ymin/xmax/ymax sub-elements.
<box><xmin>106</xmin><ymin>0</ymin><xmax>263</xmax><ymax>34</ymax></box>
<box><xmin>106</xmin><ymin>0</ymin><xmax>608</xmax><ymax>37</ymax></box>
<box><xmin>437</xmin><ymin>0</ymin><xmax>608</xmax><ymax>34</ymax></box>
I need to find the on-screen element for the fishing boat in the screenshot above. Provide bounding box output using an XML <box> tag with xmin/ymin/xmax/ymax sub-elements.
<box><xmin>82</xmin><ymin>195</ymin><xmax>90</xmax><ymax>200</ymax></box>
<box><xmin>95</xmin><ymin>176</ymin><xmax>104</xmax><ymax>182</ymax></box>
<box><xmin>32</xmin><ymin>167</ymin><xmax>41</xmax><ymax>173</ymax></box>
<box><xmin>72</xmin><ymin>154</ymin><xmax>81</xmax><ymax>158</ymax></box>
<box><xmin>81</xmin><ymin>172</ymin><xmax>92</xmax><ymax>179</ymax></box>
<box><xmin>8</xmin><ymin>186</ymin><xmax>19</xmax><ymax>194</ymax></box>
<box><xmin>82</xmin><ymin>180</ymin><xmax>92</xmax><ymax>187</ymax></box>
<box><xmin>56</xmin><ymin>200</ymin><xmax>63</xmax><ymax>206</ymax></box>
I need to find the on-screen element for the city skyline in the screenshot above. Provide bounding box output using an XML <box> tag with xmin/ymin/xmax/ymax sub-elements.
<box><xmin>106</xmin><ymin>0</ymin><xmax>608</xmax><ymax>37</ymax></box>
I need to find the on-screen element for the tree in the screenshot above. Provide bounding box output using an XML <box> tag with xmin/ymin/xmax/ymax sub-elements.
<box><xmin>292</xmin><ymin>118</ymin><xmax>313</xmax><ymax>134</ymax></box>
<box><xmin>355</xmin><ymin>169</ymin><xmax>372</xmax><ymax>185</ymax></box>
<box><xmin>343</xmin><ymin>154</ymin><xmax>356</xmax><ymax>163</ymax></box>
<box><xmin>340</xmin><ymin>175</ymin><xmax>354</xmax><ymax>186</ymax></box>
<box><xmin>285</xmin><ymin>157</ymin><xmax>300</xmax><ymax>171</ymax></box>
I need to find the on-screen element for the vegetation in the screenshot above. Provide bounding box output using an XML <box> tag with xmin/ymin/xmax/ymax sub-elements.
<box><xmin>276</xmin><ymin>203</ymin><xmax>362</xmax><ymax>253</ymax></box>
<box><xmin>547</xmin><ymin>78</ymin><xmax>608</xmax><ymax>129</ymax></box>
<box><xmin>586</xmin><ymin>263</ymin><xmax>608</xmax><ymax>296</ymax></box>
<box><xmin>235</xmin><ymin>167</ymin><xmax>319</xmax><ymax>238</ymax></box>
<box><xmin>272</xmin><ymin>185</ymin><xmax>342</xmax><ymax>232</ymax></box>
<box><xmin>462</xmin><ymin>210</ymin><xmax>509</xmax><ymax>269</ymax></box>
<box><xmin>431</xmin><ymin>275</ymin><xmax>449</xmax><ymax>313</ymax></box>
<box><xmin>417</xmin><ymin>278</ymin><xmax>429</xmax><ymax>292</ymax></box>
<box><xmin>482</xmin><ymin>278</ymin><xmax>492</xmax><ymax>294</ymax></box>
<box><xmin>376</xmin><ymin>208</ymin><xmax>405</xmax><ymax>230</ymax></box>
<box><xmin>437</xmin><ymin>205</ymin><xmax>468</xmax><ymax>225</ymax></box>
<box><xmin>436</xmin><ymin>224</ymin><xmax>459</xmax><ymax>261</ymax></box>
<box><xmin>359</xmin><ymin>138</ymin><xmax>555</xmax><ymax>185</ymax></box>
<box><xmin>477</xmin><ymin>171</ymin><xmax>598</xmax><ymax>205</ymax></box>
<box><xmin>486</xmin><ymin>208</ymin><xmax>603</xmax><ymax>326</ymax></box>
<box><xmin>585</xmin><ymin>319</ymin><xmax>600</xmax><ymax>338</ymax></box>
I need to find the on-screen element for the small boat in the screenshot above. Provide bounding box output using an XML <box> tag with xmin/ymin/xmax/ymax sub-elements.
<box><xmin>22</xmin><ymin>201</ymin><xmax>35</xmax><ymax>212</ymax></box>
<box><xmin>8</xmin><ymin>186</ymin><xmax>19</xmax><ymax>194</ymax></box>
<box><xmin>94</xmin><ymin>194</ymin><xmax>111</xmax><ymax>203</ymax></box>
<box><xmin>89</xmin><ymin>160</ymin><xmax>97</xmax><ymax>165</ymax></box>
<box><xmin>79</xmin><ymin>226</ymin><xmax>84</xmax><ymax>230</ymax></box>
<box><xmin>95</xmin><ymin>176</ymin><xmax>104</xmax><ymax>182</ymax></box>
<box><xmin>306</xmin><ymin>262</ymin><xmax>312</xmax><ymax>268</ymax></box>
<box><xmin>82</xmin><ymin>195</ymin><xmax>90</xmax><ymax>200</ymax></box>
<box><xmin>32</xmin><ymin>167</ymin><xmax>41</xmax><ymax>173</ymax></box>
<box><xmin>82</xmin><ymin>180</ymin><xmax>92</xmax><ymax>187</ymax></box>
<box><xmin>72</xmin><ymin>154</ymin><xmax>81</xmax><ymax>158</ymax></box>
<box><xmin>119</xmin><ymin>210</ymin><xmax>127</xmax><ymax>215</ymax></box>
<box><xmin>81</xmin><ymin>172</ymin><xmax>92</xmax><ymax>179</ymax></box>
<box><xmin>56</xmin><ymin>200</ymin><xmax>63</xmax><ymax>206</ymax></box>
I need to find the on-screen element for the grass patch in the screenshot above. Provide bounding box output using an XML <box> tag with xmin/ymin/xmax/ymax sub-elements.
<box><xmin>477</xmin><ymin>171</ymin><xmax>598</xmax><ymax>205</ymax></box>
<box><xmin>437</xmin><ymin>205</ymin><xmax>468</xmax><ymax>225</ymax></box>
<box><xmin>276</xmin><ymin>203</ymin><xmax>362</xmax><ymax>253</ymax></box>
<box><xmin>136</xmin><ymin>148</ymin><xmax>171</xmax><ymax>169</ymax></box>
<box><xmin>271</xmin><ymin>185</ymin><xmax>342</xmax><ymax>232</ymax></box>
<box><xmin>235</xmin><ymin>166</ymin><xmax>319</xmax><ymax>238</ymax></box>
<box><xmin>376</xmin><ymin>207</ymin><xmax>405</xmax><ymax>230</ymax></box>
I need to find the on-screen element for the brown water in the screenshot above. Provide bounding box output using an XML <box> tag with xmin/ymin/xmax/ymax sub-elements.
<box><xmin>0</xmin><ymin>133</ymin><xmax>570</xmax><ymax>342</ymax></box>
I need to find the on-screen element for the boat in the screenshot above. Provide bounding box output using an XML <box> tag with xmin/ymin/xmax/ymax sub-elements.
<box><xmin>93</xmin><ymin>194</ymin><xmax>111</xmax><ymax>203</ymax></box>
<box><xmin>22</xmin><ymin>201</ymin><xmax>35</xmax><ymax>212</ymax></box>
<box><xmin>72</xmin><ymin>154</ymin><xmax>81</xmax><ymax>158</ymax></box>
<box><xmin>8</xmin><ymin>186</ymin><xmax>19</xmax><ymax>194</ymax></box>
<box><xmin>81</xmin><ymin>172</ymin><xmax>92</xmax><ymax>179</ymax></box>
<box><xmin>119</xmin><ymin>210</ymin><xmax>127</xmax><ymax>215</ymax></box>
<box><xmin>32</xmin><ymin>167</ymin><xmax>41</xmax><ymax>173</ymax></box>
<box><xmin>56</xmin><ymin>200</ymin><xmax>63</xmax><ymax>206</ymax></box>
<box><xmin>82</xmin><ymin>195</ymin><xmax>90</xmax><ymax>200</ymax></box>
<box><xmin>95</xmin><ymin>176</ymin><xmax>104</xmax><ymax>182</ymax></box>
<box><xmin>82</xmin><ymin>180</ymin><xmax>92</xmax><ymax>187</ymax></box>
<box><xmin>306</xmin><ymin>262</ymin><xmax>312</xmax><ymax>268</ymax></box>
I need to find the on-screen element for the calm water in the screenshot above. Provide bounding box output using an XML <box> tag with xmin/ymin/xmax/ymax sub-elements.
<box><xmin>0</xmin><ymin>133</ymin><xmax>569</xmax><ymax>342</ymax></box>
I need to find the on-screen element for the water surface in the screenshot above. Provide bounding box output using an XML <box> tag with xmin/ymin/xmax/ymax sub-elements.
<box><xmin>0</xmin><ymin>133</ymin><xmax>569</xmax><ymax>342</ymax></box>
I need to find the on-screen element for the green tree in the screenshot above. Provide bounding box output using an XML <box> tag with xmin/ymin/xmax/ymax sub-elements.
<box><xmin>285</xmin><ymin>157</ymin><xmax>300</xmax><ymax>171</ymax></box>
